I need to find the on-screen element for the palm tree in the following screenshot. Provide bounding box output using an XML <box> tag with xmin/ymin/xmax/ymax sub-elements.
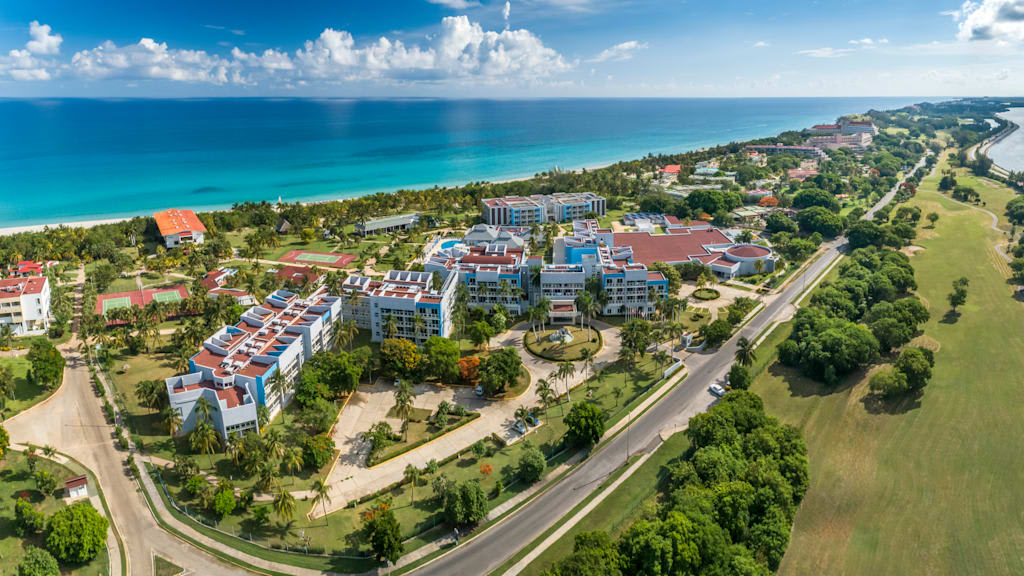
<box><xmin>311</xmin><ymin>479</ymin><xmax>331</xmax><ymax>525</ymax></box>
<box><xmin>404</xmin><ymin>464</ymin><xmax>421</xmax><ymax>504</ymax></box>
<box><xmin>579</xmin><ymin>348</ymin><xmax>595</xmax><ymax>382</ymax></box>
<box><xmin>384</xmin><ymin>314</ymin><xmax>398</xmax><ymax>339</ymax></box>
<box><xmin>337</xmin><ymin>319</ymin><xmax>359</xmax><ymax>352</ymax></box>
<box><xmin>735</xmin><ymin>336</ymin><xmax>757</xmax><ymax>367</ymax></box>
<box><xmin>574</xmin><ymin>291</ymin><xmax>594</xmax><ymax>339</ymax></box>
<box><xmin>264</xmin><ymin>428</ymin><xmax>286</xmax><ymax>461</ymax></box>
<box><xmin>393</xmin><ymin>385</ymin><xmax>414</xmax><ymax>441</ymax></box>
<box><xmin>536</xmin><ymin>297</ymin><xmax>551</xmax><ymax>332</ymax></box>
<box><xmin>190</xmin><ymin>420</ymin><xmax>219</xmax><ymax>468</ymax></box>
<box><xmin>753</xmin><ymin>259</ymin><xmax>765</xmax><ymax>276</ymax></box>
<box><xmin>0</xmin><ymin>324</ymin><xmax>13</xmax><ymax>349</ymax></box>
<box><xmin>282</xmin><ymin>446</ymin><xmax>304</xmax><ymax>481</ymax></box>
<box><xmin>556</xmin><ymin>361</ymin><xmax>576</xmax><ymax>402</ymax></box>
<box><xmin>273</xmin><ymin>488</ymin><xmax>295</xmax><ymax>524</ymax></box>
<box><xmin>514</xmin><ymin>405</ymin><xmax>530</xmax><ymax>431</ymax></box>
<box><xmin>653</xmin><ymin>350</ymin><xmax>671</xmax><ymax>373</ymax></box>
<box><xmin>225</xmin><ymin>432</ymin><xmax>242</xmax><ymax>466</ymax></box>
<box><xmin>194</xmin><ymin>396</ymin><xmax>216</xmax><ymax>424</ymax></box>
<box><xmin>268</xmin><ymin>371</ymin><xmax>289</xmax><ymax>422</ymax></box>
<box><xmin>256</xmin><ymin>462</ymin><xmax>281</xmax><ymax>493</ymax></box>
<box><xmin>164</xmin><ymin>407</ymin><xmax>183</xmax><ymax>437</ymax></box>
<box><xmin>412</xmin><ymin>313</ymin><xmax>425</xmax><ymax>343</ymax></box>
<box><xmin>535</xmin><ymin>379</ymin><xmax>555</xmax><ymax>415</ymax></box>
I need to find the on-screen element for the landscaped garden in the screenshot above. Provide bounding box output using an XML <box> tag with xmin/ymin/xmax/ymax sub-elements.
<box><xmin>523</xmin><ymin>326</ymin><xmax>602</xmax><ymax>361</ymax></box>
<box><xmin>0</xmin><ymin>451</ymin><xmax>110</xmax><ymax>576</ymax></box>
<box><xmin>691</xmin><ymin>287</ymin><xmax>720</xmax><ymax>300</ymax></box>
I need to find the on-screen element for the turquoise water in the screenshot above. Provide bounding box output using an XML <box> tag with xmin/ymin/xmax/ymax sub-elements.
<box><xmin>0</xmin><ymin>97</ymin><xmax>922</xmax><ymax>226</ymax></box>
<box><xmin>440</xmin><ymin>240</ymin><xmax>459</xmax><ymax>249</ymax></box>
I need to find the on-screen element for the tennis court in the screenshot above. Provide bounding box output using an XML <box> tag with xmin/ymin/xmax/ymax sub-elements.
<box><xmin>101</xmin><ymin>296</ymin><xmax>132</xmax><ymax>314</ymax></box>
<box><xmin>152</xmin><ymin>290</ymin><xmax>183</xmax><ymax>303</ymax></box>
<box><xmin>280</xmin><ymin>250</ymin><xmax>357</xmax><ymax>268</ymax></box>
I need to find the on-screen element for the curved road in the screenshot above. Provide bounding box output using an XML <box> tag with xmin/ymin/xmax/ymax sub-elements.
<box><xmin>411</xmin><ymin>153</ymin><xmax>929</xmax><ymax>576</ymax></box>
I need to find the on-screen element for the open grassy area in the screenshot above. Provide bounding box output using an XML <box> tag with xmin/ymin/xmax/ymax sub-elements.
<box><xmin>520</xmin><ymin>431</ymin><xmax>692</xmax><ymax>576</ymax></box>
<box><xmin>754</xmin><ymin>152</ymin><xmax>1024</xmax><ymax>575</ymax></box>
<box><xmin>0</xmin><ymin>452</ymin><xmax>109</xmax><ymax>575</ymax></box>
<box><xmin>371</xmin><ymin>406</ymin><xmax>480</xmax><ymax>466</ymax></box>
<box><xmin>153</xmin><ymin>555</ymin><xmax>183</xmax><ymax>576</ymax></box>
<box><xmin>0</xmin><ymin>355</ymin><xmax>60</xmax><ymax>419</ymax></box>
<box><xmin>523</xmin><ymin>326</ymin><xmax>602</xmax><ymax>361</ymax></box>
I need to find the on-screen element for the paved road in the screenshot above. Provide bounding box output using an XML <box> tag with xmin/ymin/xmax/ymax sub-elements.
<box><xmin>411</xmin><ymin>154</ymin><xmax>930</xmax><ymax>576</ymax></box>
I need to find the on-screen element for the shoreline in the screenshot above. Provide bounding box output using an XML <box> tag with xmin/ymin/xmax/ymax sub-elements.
<box><xmin>0</xmin><ymin>160</ymin><xmax>618</xmax><ymax>237</ymax></box>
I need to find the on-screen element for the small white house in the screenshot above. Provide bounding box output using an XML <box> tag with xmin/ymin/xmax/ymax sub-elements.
<box><xmin>65</xmin><ymin>475</ymin><xmax>88</xmax><ymax>500</ymax></box>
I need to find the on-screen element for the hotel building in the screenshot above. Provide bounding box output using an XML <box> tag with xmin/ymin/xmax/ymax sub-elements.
<box><xmin>482</xmin><ymin>193</ymin><xmax>606</xmax><ymax>226</ymax></box>
<box><xmin>340</xmin><ymin>270</ymin><xmax>456</xmax><ymax>344</ymax></box>
<box><xmin>154</xmin><ymin>209</ymin><xmax>207</xmax><ymax>249</ymax></box>
<box><xmin>165</xmin><ymin>287</ymin><xmax>342</xmax><ymax>439</ymax></box>
<box><xmin>0</xmin><ymin>276</ymin><xmax>51</xmax><ymax>336</ymax></box>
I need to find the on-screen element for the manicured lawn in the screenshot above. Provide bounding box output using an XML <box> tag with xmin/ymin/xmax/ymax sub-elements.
<box><xmin>691</xmin><ymin>288</ymin><xmax>720</xmax><ymax>300</ymax></box>
<box><xmin>371</xmin><ymin>406</ymin><xmax>480</xmax><ymax>466</ymax></box>
<box><xmin>153</xmin><ymin>555</ymin><xmax>183</xmax><ymax>576</ymax></box>
<box><xmin>755</xmin><ymin>152</ymin><xmax>1024</xmax><ymax>575</ymax></box>
<box><xmin>0</xmin><ymin>452</ymin><xmax>109</xmax><ymax>575</ymax></box>
<box><xmin>520</xmin><ymin>431</ymin><xmax>692</xmax><ymax>576</ymax></box>
<box><xmin>0</xmin><ymin>355</ymin><xmax>60</xmax><ymax>418</ymax></box>
<box><xmin>523</xmin><ymin>326</ymin><xmax>602</xmax><ymax>361</ymax></box>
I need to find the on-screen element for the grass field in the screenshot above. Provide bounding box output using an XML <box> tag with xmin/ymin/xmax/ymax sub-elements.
<box><xmin>0</xmin><ymin>452</ymin><xmax>109</xmax><ymax>575</ymax></box>
<box><xmin>523</xmin><ymin>326</ymin><xmax>602</xmax><ymax>361</ymax></box>
<box><xmin>754</xmin><ymin>151</ymin><xmax>1024</xmax><ymax>575</ymax></box>
<box><xmin>153</xmin><ymin>555</ymin><xmax>183</xmax><ymax>576</ymax></box>
<box><xmin>0</xmin><ymin>355</ymin><xmax>60</xmax><ymax>418</ymax></box>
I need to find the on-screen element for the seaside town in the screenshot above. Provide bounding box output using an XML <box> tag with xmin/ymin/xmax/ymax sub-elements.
<box><xmin>2</xmin><ymin>93</ymin><xmax>1024</xmax><ymax>576</ymax></box>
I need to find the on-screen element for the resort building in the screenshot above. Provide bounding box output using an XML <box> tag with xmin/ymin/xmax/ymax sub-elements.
<box><xmin>807</xmin><ymin>132</ymin><xmax>873</xmax><ymax>152</ymax></box>
<box><xmin>154</xmin><ymin>209</ymin><xmax>207</xmax><ymax>249</ymax></box>
<box><xmin>482</xmin><ymin>193</ymin><xmax>606</xmax><ymax>225</ymax></box>
<box><xmin>8</xmin><ymin>260</ymin><xmax>58</xmax><ymax>278</ymax></box>
<box><xmin>0</xmin><ymin>276</ymin><xmax>51</xmax><ymax>336</ymax></box>
<box><xmin>425</xmin><ymin>244</ymin><xmax>529</xmax><ymax>314</ymax></box>
<box><xmin>165</xmin><ymin>287</ymin><xmax>343</xmax><ymax>439</ymax></box>
<box><xmin>810</xmin><ymin>119</ymin><xmax>878</xmax><ymax>136</ymax></box>
<box><xmin>355</xmin><ymin>213</ymin><xmax>420</xmax><ymax>237</ymax></box>
<box><xmin>340</xmin><ymin>270</ymin><xmax>457</xmax><ymax>343</ymax></box>
<box><xmin>461</xmin><ymin>224</ymin><xmax>529</xmax><ymax>249</ymax></box>
<box><xmin>744</xmin><ymin>144</ymin><xmax>827</xmax><ymax>160</ymax></box>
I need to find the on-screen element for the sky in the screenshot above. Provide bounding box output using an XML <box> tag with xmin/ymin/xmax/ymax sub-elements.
<box><xmin>0</xmin><ymin>0</ymin><xmax>1022</xmax><ymax>98</ymax></box>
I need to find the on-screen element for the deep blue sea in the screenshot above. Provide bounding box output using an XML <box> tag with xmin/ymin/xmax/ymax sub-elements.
<box><xmin>0</xmin><ymin>97</ymin><xmax>923</xmax><ymax>227</ymax></box>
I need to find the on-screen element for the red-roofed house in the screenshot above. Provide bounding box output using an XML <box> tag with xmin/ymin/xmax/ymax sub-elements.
<box><xmin>9</xmin><ymin>260</ymin><xmax>58</xmax><ymax>278</ymax></box>
<box><xmin>0</xmin><ymin>276</ymin><xmax>51</xmax><ymax>335</ymax></box>
<box><xmin>154</xmin><ymin>209</ymin><xmax>207</xmax><ymax>249</ymax></box>
<box><xmin>275</xmin><ymin>265</ymin><xmax>321</xmax><ymax>287</ymax></box>
<box><xmin>65</xmin><ymin>475</ymin><xmax>88</xmax><ymax>500</ymax></box>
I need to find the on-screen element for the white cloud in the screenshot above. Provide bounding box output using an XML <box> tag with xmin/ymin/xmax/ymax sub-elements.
<box><xmin>435</xmin><ymin>15</ymin><xmax>571</xmax><ymax>77</ymax></box>
<box><xmin>231</xmin><ymin>47</ymin><xmax>294</xmax><ymax>70</ymax></box>
<box><xmin>70</xmin><ymin>38</ymin><xmax>233</xmax><ymax>84</ymax></box>
<box><xmin>503</xmin><ymin>1</ymin><xmax>512</xmax><ymax>27</ymax></box>
<box><xmin>848</xmin><ymin>37</ymin><xmax>889</xmax><ymax>45</ymax></box>
<box><xmin>797</xmin><ymin>46</ymin><xmax>855</xmax><ymax>58</ymax></box>
<box><xmin>752</xmin><ymin>41</ymin><xmax>770</xmax><ymax>48</ymax></box>
<box><xmin>952</xmin><ymin>0</ymin><xmax>1024</xmax><ymax>41</ymax></box>
<box><xmin>587</xmin><ymin>40</ymin><xmax>648</xmax><ymax>62</ymax></box>
<box><xmin>26</xmin><ymin>21</ymin><xmax>63</xmax><ymax>55</ymax></box>
<box><xmin>426</xmin><ymin>0</ymin><xmax>480</xmax><ymax>8</ymax></box>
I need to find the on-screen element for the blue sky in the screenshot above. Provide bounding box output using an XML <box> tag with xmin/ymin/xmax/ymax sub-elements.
<box><xmin>0</xmin><ymin>0</ymin><xmax>1021</xmax><ymax>97</ymax></box>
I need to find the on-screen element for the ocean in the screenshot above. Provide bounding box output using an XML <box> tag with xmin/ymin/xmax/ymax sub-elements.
<box><xmin>0</xmin><ymin>97</ymin><xmax>922</xmax><ymax>227</ymax></box>
<box><xmin>988</xmin><ymin>108</ymin><xmax>1024</xmax><ymax>172</ymax></box>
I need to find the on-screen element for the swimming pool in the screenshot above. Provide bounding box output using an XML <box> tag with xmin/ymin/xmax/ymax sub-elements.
<box><xmin>440</xmin><ymin>240</ymin><xmax>459</xmax><ymax>249</ymax></box>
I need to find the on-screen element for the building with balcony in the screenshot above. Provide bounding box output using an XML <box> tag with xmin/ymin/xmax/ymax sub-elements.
<box><xmin>354</xmin><ymin>213</ymin><xmax>421</xmax><ymax>237</ymax></box>
<box><xmin>165</xmin><ymin>287</ymin><xmax>342</xmax><ymax>439</ymax></box>
<box><xmin>154</xmin><ymin>209</ymin><xmax>206</xmax><ymax>249</ymax></box>
<box><xmin>0</xmin><ymin>276</ymin><xmax>50</xmax><ymax>336</ymax></box>
<box><xmin>482</xmin><ymin>193</ymin><xmax>606</xmax><ymax>225</ymax></box>
<box><xmin>340</xmin><ymin>270</ymin><xmax>456</xmax><ymax>344</ymax></box>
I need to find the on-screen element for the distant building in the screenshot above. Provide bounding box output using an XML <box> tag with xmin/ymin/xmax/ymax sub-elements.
<box><xmin>65</xmin><ymin>475</ymin><xmax>88</xmax><ymax>500</ymax></box>
<box><xmin>745</xmin><ymin>144</ymin><xmax>827</xmax><ymax>160</ymax></box>
<box><xmin>154</xmin><ymin>209</ymin><xmax>207</xmax><ymax>249</ymax></box>
<box><xmin>807</xmin><ymin>132</ymin><xmax>873</xmax><ymax>152</ymax></box>
<box><xmin>482</xmin><ymin>193</ymin><xmax>606</xmax><ymax>225</ymax></box>
<box><xmin>274</xmin><ymin>265</ymin><xmax>321</xmax><ymax>287</ymax></box>
<box><xmin>787</xmin><ymin>169</ymin><xmax>820</xmax><ymax>181</ymax></box>
<box><xmin>810</xmin><ymin>119</ymin><xmax>878</xmax><ymax>136</ymax></box>
<box><xmin>8</xmin><ymin>260</ymin><xmax>58</xmax><ymax>278</ymax></box>
<box><xmin>354</xmin><ymin>213</ymin><xmax>420</xmax><ymax>237</ymax></box>
<box><xmin>0</xmin><ymin>276</ymin><xmax>51</xmax><ymax>336</ymax></box>
<box><xmin>166</xmin><ymin>287</ymin><xmax>342</xmax><ymax>439</ymax></box>
<box><xmin>461</xmin><ymin>224</ymin><xmax>528</xmax><ymax>249</ymax></box>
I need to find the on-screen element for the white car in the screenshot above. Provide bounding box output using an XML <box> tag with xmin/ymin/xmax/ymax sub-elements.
<box><xmin>394</xmin><ymin>377</ymin><xmax>401</xmax><ymax>387</ymax></box>
<box><xmin>709</xmin><ymin>384</ymin><xmax>726</xmax><ymax>397</ymax></box>
<box><xmin>514</xmin><ymin>421</ymin><xmax>527</xmax><ymax>435</ymax></box>
<box><xmin>474</xmin><ymin>385</ymin><xmax>484</xmax><ymax>397</ymax></box>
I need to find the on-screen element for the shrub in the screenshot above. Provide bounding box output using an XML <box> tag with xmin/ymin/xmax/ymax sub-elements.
<box><xmin>303</xmin><ymin>434</ymin><xmax>336</xmax><ymax>469</ymax></box>
<box><xmin>17</xmin><ymin>546</ymin><xmax>59</xmax><ymax>576</ymax></box>
<box><xmin>728</xmin><ymin>364</ymin><xmax>752</xmax><ymax>390</ymax></box>
<box><xmin>46</xmin><ymin>502</ymin><xmax>109</xmax><ymax>563</ymax></box>
<box><xmin>15</xmin><ymin>498</ymin><xmax>46</xmax><ymax>536</ymax></box>
<box><xmin>517</xmin><ymin>443</ymin><xmax>547</xmax><ymax>483</ymax></box>
<box><xmin>564</xmin><ymin>402</ymin><xmax>605</xmax><ymax>447</ymax></box>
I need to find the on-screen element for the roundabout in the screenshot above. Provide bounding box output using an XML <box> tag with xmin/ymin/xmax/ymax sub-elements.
<box><xmin>523</xmin><ymin>325</ymin><xmax>603</xmax><ymax>362</ymax></box>
<box><xmin>692</xmin><ymin>288</ymin><xmax>721</xmax><ymax>301</ymax></box>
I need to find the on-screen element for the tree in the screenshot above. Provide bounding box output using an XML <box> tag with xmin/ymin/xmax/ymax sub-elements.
<box><xmin>895</xmin><ymin>347</ymin><xmax>934</xmax><ymax>391</ymax></box>
<box><xmin>734</xmin><ymin>336</ymin><xmax>756</xmax><ymax>367</ymax></box>
<box><xmin>518</xmin><ymin>442</ymin><xmax>546</xmax><ymax>483</ymax></box>
<box><xmin>468</xmin><ymin>320</ymin><xmax>495</xmax><ymax>351</ymax></box>
<box><xmin>311</xmin><ymin>479</ymin><xmax>332</xmax><ymax>525</ymax></box>
<box><xmin>620</xmin><ymin>319</ymin><xmax>653</xmax><ymax>360</ymax></box>
<box><xmin>379</xmin><ymin>338</ymin><xmax>422</xmax><ymax>377</ymax></box>
<box><xmin>728</xmin><ymin>364</ymin><xmax>752</xmax><ymax>390</ymax></box>
<box><xmin>479</xmin><ymin>347</ymin><xmax>523</xmax><ymax>396</ymax></box>
<box><xmin>35</xmin><ymin>470</ymin><xmax>57</xmax><ymax>496</ymax></box>
<box><xmin>564</xmin><ymin>402</ymin><xmax>605</xmax><ymax>447</ymax></box>
<box><xmin>926</xmin><ymin>212</ymin><xmax>939</xmax><ymax>228</ymax></box>
<box><xmin>15</xmin><ymin>498</ymin><xmax>46</xmax><ymax>536</ymax></box>
<box><xmin>362</xmin><ymin>500</ymin><xmax>404</xmax><ymax>563</ymax></box>
<box><xmin>869</xmin><ymin>368</ymin><xmax>909</xmax><ymax>398</ymax></box>
<box><xmin>404</xmin><ymin>464</ymin><xmax>421</xmax><ymax>504</ymax></box>
<box><xmin>213</xmin><ymin>487</ymin><xmax>236</xmax><ymax>518</ymax></box>
<box><xmin>797</xmin><ymin>206</ymin><xmax>844</xmax><ymax>238</ymax></box>
<box><xmin>46</xmin><ymin>502</ymin><xmax>109</xmax><ymax>563</ymax></box>
<box><xmin>190</xmin><ymin>420</ymin><xmax>218</xmax><ymax>467</ymax></box>
<box><xmin>0</xmin><ymin>424</ymin><xmax>9</xmax><ymax>460</ymax></box>
<box><xmin>535</xmin><ymin>379</ymin><xmax>556</xmax><ymax>414</ymax></box>
<box><xmin>947</xmin><ymin>282</ymin><xmax>968</xmax><ymax>312</ymax></box>
<box><xmin>27</xmin><ymin>340</ymin><xmax>65</xmax><ymax>390</ymax></box>
<box><xmin>442</xmin><ymin>480</ymin><xmax>488</xmax><ymax>525</ymax></box>
<box><xmin>422</xmin><ymin>336</ymin><xmax>460</xmax><ymax>383</ymax></box>
<box><xmin>702</xmin><ymin>319</ymin><xmax>733</xmax><ymax>348</ymax></box>
<box><xmin>393</xmin><ymin>385</ymin><xmax>414</xmax><ymax>441</ymax></box>
<box><xmin>273</xmin><ymin>488</ymin><xmax>295</xmax><ymax>523</ymax></box>
<box><xmin>302</xmin><ymin>434</ymin><xmax>335</xmax><ymax>469</ymax></box>
<box><xmin>17</xmin><ymin>547</ymin><xmax>59</xmax><ymax>576</ymax></box>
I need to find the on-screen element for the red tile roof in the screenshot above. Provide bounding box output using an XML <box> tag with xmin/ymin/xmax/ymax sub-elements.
<box><xmin>154</xmin><ymin>209</ymin><xmax>207</xmax><ymax>237</ymax></box>
<box><xmin>726</xmin><ymin>245</ymin><xmax>771</xmax><ymax>258</ymax></box>
<box><xmin>275</xmin><ymin>265</ymin><xmax>320</xmax><ymax>285</ymax></box>
<box><xmin>614</xmin><ymin>228</ymin><xmax>732</xmax><ymax>266</ymax></box>
<box><xmin>660</xmin><ymin>164</ymin><xmax>681</xmax><ymax>174</ymax></box>
<box><xmin>65</xmin><ymin>475</ymin><xmax>88</xmax><ymax>489</ymax></box>
<box><xmin>0</xmin><ymin>276</ymin><xmax>47</xmax><ymax>297</ymax></box>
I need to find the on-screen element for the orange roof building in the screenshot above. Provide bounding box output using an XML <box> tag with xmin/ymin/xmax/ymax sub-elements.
<box><xmin>154</xmin><ymin>209</ymin><xmax>207</xmax><ymax>249</ymax></box>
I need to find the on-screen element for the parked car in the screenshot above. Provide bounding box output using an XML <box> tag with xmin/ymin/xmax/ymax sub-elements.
<box><xmin>526</xmin><ymin>413</ymin><xmax>540</xmax><ymax>427</ymax></box>
<box><xmin>514</xmin><ymin>420</ymin><xmax>527</xmax><ymax>434</ymax></box>
<box><xmin>393</xmin><ymin>377</ymin><xmax>401</xmax><ymax>387</ymax></box>
<box><xmin>709</xmin><ymin>384</ymin><xmax>726</xmax><ymax>397</ymax></box>
<box><xmin>474</xmin><ymin>385</ymin><xmax>484</xmax><ymax>397</ymax></box>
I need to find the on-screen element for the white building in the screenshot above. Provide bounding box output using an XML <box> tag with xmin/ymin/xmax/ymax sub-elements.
<box><xmin>355</xmin><ymin>213</ymin><xmax>420</xmax><ymax>236</ymax></box>
<box><xmin>341</xmin><ymin>270</ymin><xmax>456</xmax><ymax>344</ymax></box>
<box><xmin>165</xmin><ymin>287</ymin><xmax>342</xmax><ymax>439</ymax></box>
<box><xmin>482</xmin><ymin>193</ymin><xmax>606</xmax><ymax>225</ymax></box>
<box><xmin>154</xmin><ymin>209</ymin><xmax>207</xmax><ymax>249</ymax></box>
<box><xmin>0</xmin><ymin>276</ymin><xmax>51</xmax><ymax>336</ymax></box>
